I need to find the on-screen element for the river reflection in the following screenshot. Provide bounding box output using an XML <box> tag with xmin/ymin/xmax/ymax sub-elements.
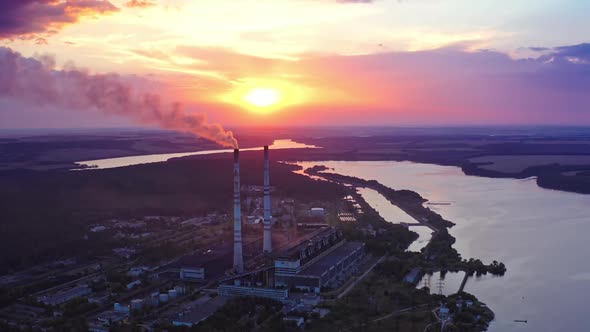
<box><xmin>406</xmin><ymin>226</ymin><xmax>433</xmax><ymax>252</ymax></box>
<box><xmin>354</xmin><ymin>187</ymin><xmax>432</xmax><ymax>252</ymax></box>
<box><xmin>356</xmin><ymin>187</ymin><xmax>416</xmax><ymax>224</ymax></box>
<box><xmin>297</xmin><ymin>160</ymin><xmax>590</xmax><ymax>332</ymax></box>
<box><xmin>75</xmin><ymin>139</ymin><xmax>317</xmax><ymax>170</ymax></box>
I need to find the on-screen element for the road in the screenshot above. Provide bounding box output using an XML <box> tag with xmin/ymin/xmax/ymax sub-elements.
<box><xmin>339</xmin><ymin>303</ymin><xmax>434</xmax><ymax>331</ymax></box>
<box><xmin>370</xmin><ymin>303</ymin><xmax>433</xmax><ymax>324</ymax></box>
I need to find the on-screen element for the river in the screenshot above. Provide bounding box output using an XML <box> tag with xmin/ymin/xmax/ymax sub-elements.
<box><xmin>75</xmin><ymin>139</ymin><xmax>317</xmax><ymax>169</ymax></box>
<box><xmin>355</xmin><ymin>187</ymin><xmax>433</xmax><ymax>252</ymax></box>
<box><xmin>297</xmin><ymin>160</ymin><xmax>590</xmax><ymax>332</ymax></box>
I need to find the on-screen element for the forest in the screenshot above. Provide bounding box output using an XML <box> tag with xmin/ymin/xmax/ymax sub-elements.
<box><xmin>0</xmin><ymin>151</ymin><xmax>345</xmax><ymax>272</ymax></box>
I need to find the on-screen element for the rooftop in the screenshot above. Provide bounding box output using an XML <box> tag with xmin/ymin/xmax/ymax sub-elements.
<box><xmin>275</xmin><ymin>227</ymin><xmax>340</xmax><ymax>260</ymax></box>
<box><xmin>299</xmin><ymin>241</ymin><xmax>364</xmax><ymax>277</ymax></box>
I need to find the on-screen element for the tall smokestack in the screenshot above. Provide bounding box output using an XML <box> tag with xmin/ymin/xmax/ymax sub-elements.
<box><xmin>233</xmin><ymin>149</ymin><xmax>244</xmax><ymax>273</ymax></box>
<box><xmin>263</xmin><ymin>146</ymin><xmax>272</xmax><ymax>253</ymax></box>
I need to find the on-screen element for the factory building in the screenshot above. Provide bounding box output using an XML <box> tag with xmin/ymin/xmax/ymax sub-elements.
<box><xmin>274</xmin><ymin>228</ymin><xmax>365</xmax><ymax>293</ymax></box>
<box><xmin>180</xmin><ymin>267</ymin><xmax>205</xmax><ymax>281</ymax></box>
<box><xmin>217</xmin><ymin>148</ymin><xmax>365</xmax><ymax>302</ymax></box>
<box><xmin>275</xmin><ymin>241</ymin><xmax>365</xmax><ymax>293</ymax></box>
<box><xmin>218</xmin><ymin>227</ymin><xmax>365</xmax><ymax>301</ymax></box>
<box><xmin>218</xmin><ymin>284</ymin><xmax>288</xmax><ymax>302</ymax></box>
<box><xmin>37</xmin><ymin>284</ymin><xmax>92</xmax><ymax>306</ymax></box>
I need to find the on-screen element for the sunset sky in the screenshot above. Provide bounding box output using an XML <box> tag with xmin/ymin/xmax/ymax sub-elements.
<box><xmin>1</xmin><ymin>0</ymin><xmax>590</xmax><ymax>130</ymax></box>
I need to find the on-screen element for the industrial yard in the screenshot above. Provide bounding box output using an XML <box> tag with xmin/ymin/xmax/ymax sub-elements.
<box><xmin>0</xmin><ymin>146</ymin><xmax>377</xmax><ymax>331</ymax></box>
<box><xmin>0</xmin><ymin>141</ymin><xmax>504</xmax><ymax>331</ymax></box>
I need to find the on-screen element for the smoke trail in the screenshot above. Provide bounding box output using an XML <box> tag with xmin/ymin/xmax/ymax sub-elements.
<box><xmin>0</xmin><ymin>47</ymin><xmax>238</xmax><ymax>148</ymax></box>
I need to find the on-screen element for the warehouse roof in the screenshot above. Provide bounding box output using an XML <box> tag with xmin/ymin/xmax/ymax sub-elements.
<box><xmin>299</xmin><ymin>241</ymin><xmax>364</xmax><ymax>277</ymax></box>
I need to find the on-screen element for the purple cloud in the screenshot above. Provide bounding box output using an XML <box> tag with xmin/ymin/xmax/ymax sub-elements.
<box><xmin>531</xmin><ymin>43</ymin><xmax>590</xmax><ymax>64</ymax></box>
<box><xmin>552</xmin><ymin>43</ymin><xmax>590</xmax><ymax>62</ymax></box>
<box><xmin>125</xmin><ymin>0</ymin><xmax>158</xmax><ymax>8</ymax></box>
<box><xmin>0</xmin><ymin>0</ymin><xmax>119</xmax><ymax>39</ymax></box>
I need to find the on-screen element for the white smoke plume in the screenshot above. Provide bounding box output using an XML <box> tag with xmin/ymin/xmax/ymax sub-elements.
<box><xmin>0</xmin><ymin>47</ymin><xmax>238</xmax><ymax>148</ymax></box>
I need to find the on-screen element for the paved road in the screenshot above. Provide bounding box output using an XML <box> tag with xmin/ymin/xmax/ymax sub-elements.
<box><xmin>340</xmin><ymin>303</ymin><xmax>433</xmax><ymax>332</ymax></box>
<box><xmin>371</xmin><ymin>303</ymin><xmax>433</xmax><ymax>324</ymax></box>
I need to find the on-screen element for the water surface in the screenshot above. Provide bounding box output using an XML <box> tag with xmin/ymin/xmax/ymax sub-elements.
<box><xmin>406</xmin><ymin>226</ymin><xmax>433</xmax><ymax>252</ymax></box>
<box><xmin>356</xmin><ymin>187</ymin><xmax>417</xmax><ymax>224</ymax></box>
<box><xmin>298</xmin><ymin>160</ymin><xmax>590</xmax><ymax>332</ymax></box>
<box><xmin>76</xmin><ymin>139</ymin><xmax>317</xmax><ymax>169</ymax></box>
<box><xmin>355</xmin><ymin>187</ymin><xmax>432</xmax><ymax>252</ymax></box>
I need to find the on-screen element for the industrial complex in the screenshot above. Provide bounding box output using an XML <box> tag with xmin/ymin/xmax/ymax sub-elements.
<box><xmin>215</xmin><ymin>146</ymin><xmax>366</xmax><ymax>303</ymax></box>
<box><xmin>165</xmin><ymin>145</ymin><xmax>367</xmax><ymax>304</ymax></box>
<box><xmin>0</xmin><ymin>145</ymin><xmax>370</xmax><ymax>331</ymax></box>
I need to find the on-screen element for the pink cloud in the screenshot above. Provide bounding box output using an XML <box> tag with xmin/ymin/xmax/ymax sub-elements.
<box><xmin>2</xmin><ymin>42</ymin><xmax>589</xmax><ymax>129</ymax></box>
<box><xmin>125</xmin><ymin>0</ymin><xmax>158</xmax><ymax>8</ymax></box>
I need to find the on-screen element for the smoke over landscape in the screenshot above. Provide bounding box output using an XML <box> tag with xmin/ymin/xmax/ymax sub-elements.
<box><xmin>0</xmin><ymin>47</ymin><xmax>238</xmax><ymax>148</ymax></box>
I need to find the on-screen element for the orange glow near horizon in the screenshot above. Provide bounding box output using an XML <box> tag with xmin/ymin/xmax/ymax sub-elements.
<box><xmin>243</xmin><ymin>87</ymin><xmax>282</xmax><ymax>109</ymax></box>
<box><xmin>217</xmin><ymin>79</ymin><xmax>310</xmax><ymax>114</ymax></box>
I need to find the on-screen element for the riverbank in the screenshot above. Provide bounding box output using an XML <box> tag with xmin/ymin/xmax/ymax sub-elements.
<box><xmin>298</xmin><ymin>162</ymin><xmax>506</xmax><ymax>330</ymax></box>
<box><xmin>304</xmin><ymin>165</ymin><xmax>454</xmax><ymax>231</ymax></box>
<box><xmin>296</xmin><ymin>159</ymin><xmax>590</xmax><ymax>331</ymax></box>
<box><xmin>304</xmin><ymin>165</ymin><xmax>506</xmax><ymax>276</ymax></box>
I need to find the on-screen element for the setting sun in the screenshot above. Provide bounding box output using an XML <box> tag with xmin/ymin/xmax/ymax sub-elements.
<box><xmin>217</xmin><ymin>79</ymin><xmax>310</xmax><ymax>114</ymax></box>
<box><xmin>244</xmin><ymin>87</ymin><xmax>282</xmax><ymax>108</ymax></box>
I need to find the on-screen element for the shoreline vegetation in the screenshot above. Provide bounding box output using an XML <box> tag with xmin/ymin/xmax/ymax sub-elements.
<box><xmin>2</xmin><ymin>129</ymin><xmax>590</xmax><ymax>195</ymax></box>
<box><xmin>304</xmin><ymin>165</ymin><xmax>506</xmax><ymax>277</ymax></box>
<box><xmin>302</xmin><ymin>164</ymin><xmax>506</xmax><ymax>330</ymax></box>
<box><xmin>462</xmin><ymin>162</ymin><xmax>590</xmax><ymax>194</ymax></box>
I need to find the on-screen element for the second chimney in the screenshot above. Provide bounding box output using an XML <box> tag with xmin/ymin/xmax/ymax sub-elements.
<box><xmin>233</xmin><ymin>149</ymin><xmax>244</xmax><ymax>273</ymax></box>
<box><xmin>263</xmin><ymin>146</ymin><xmax>272</xmax><ymax>253</ymax></box>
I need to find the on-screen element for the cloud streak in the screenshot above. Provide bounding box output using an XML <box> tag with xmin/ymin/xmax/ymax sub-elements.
<box><xmin>117</xmin><ymin>40</ymin><xmax>590</xmax><ymax>125</ymax></box>
<box><xmin>298</xmin><ymin>45</ymin><xmax>590</xmax><ymax>123</ymax></box>
<box><xmin>125</xmin><ymin>0</ymin><xmax>158</xmax><ymax>8</ymax></box>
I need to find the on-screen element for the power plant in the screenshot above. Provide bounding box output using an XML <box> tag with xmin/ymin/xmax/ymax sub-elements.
<box><xmin>233</xmin><ymin>145</ymin><xmax>273</xmax><ymax>273</ymax></box>
<box><xmin>232</xmin><ymin>149</ymin><xmax>244</xmax><ymax>273</ymax></box>
<box><xmin>175</xmin><ymin>144</ymin><xmax>364</xmax><ymax>292</ymax></box>
<box><xmin>263</xmin><ymin>145</ymin><xmax>272</xmax><ymax>253</ymax></box>
<box><xmin>222</xmin><ymin>145</ymin><xmax>366</xmax><ymax>302</ymax></box>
